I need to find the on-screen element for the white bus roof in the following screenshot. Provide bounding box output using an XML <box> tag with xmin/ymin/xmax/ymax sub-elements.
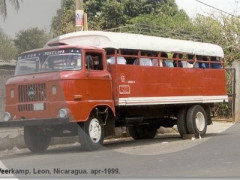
<box><xmin>45</xmin><ymin>31</ymin><xmax>224</xmax><ymax>58</ymax></box>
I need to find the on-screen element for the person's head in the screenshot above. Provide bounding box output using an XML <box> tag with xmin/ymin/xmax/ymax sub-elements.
<box><xmin>211</xmin><ymin>56</ymin><xmax>217</xmax><ymax>61</ymax></box>
<box><xmin>161</xmin><ymin>52</ymin><xmax>168</xmax><ymax>58</ymax></box>
<box><xmin>173</xmin><ymin>53</ymin><xmax>183</xmax><ymax>59</ymax></box>
<box><xmin>142</xmin><ymin>52</ymin><xmax>149</xmax><ymax>56</ymax></box>
<box><xmin>151</xmin><ymin>52</ymin><xmax>156</xmax><ymax>57</ymax></box>
<box><xmin>187</xmin><ymin>54</ymin><xmax>194</xmax><ymax>59</ymax></box>
<box><xmin>196</xmin><ymin>55</ymin><xmax>202</xmax><ymax>60</ymax></box>
<box><xmin>202</xmin><ymin>56</ymin><xmax>208</xmax><ymax>61</ymax></box>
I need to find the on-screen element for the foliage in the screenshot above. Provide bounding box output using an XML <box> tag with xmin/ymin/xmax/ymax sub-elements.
<box><xmin>0</xmin><ymin>0</ymin><xmax>23</xmax><ymax>19</ymax></box>
<box><xmin>51</xmin><ymin>0</ymin><xmax>75</xmax><ymax>37</ymax></box>
<box><xmin>128</xmin><ymin>10</ymin><xmax>195</xmax><ymax>39</ymax></box>
<box><xmin>0</xmin><ymin>29</ymin><xmax>17</xmax><ymax>60</ymax></box>
<box><xmin>14</xmin><ymin>27</ymin><xmax>50</xmax><ymax>54</ymax></box>
<box><xmin>193</xmin><ymin>15</ymin><xmax>240</xmax><ymax>67</ymax></box>
<box><xmin>51</xmin><ymin>0</ymin><xmax>181</xmax><ymax>35</ymax></box>
<box><xmin>86</xmin><ymin>0</ymin><xmax>181</xmax><ymax>30</ymax></box>
<box><xmin>97</xmin><ymin>0</ymin><xmax>126</xmax><ymax>29</ymax></box>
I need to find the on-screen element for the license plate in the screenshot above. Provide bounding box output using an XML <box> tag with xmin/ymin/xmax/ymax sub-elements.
<box><xmin>33</xmin><ymin>103</ymin><xmax>44</xmax><ymax>111</ymax></box>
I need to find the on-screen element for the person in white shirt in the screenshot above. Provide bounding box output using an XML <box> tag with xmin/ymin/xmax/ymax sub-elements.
<box><xmin>107</xmin><ymin>56</ymin><xmax>126</xmax><ymax>65</ymax></box>
<box><xmin>161</xmin><ymin>52</ymin><xmax>174</xmax><ymax>67</ymax></box>
<box><xmin>133</xmin><ymin>53</ymin><xmax>152</xmax><ymax>66</ymax></box>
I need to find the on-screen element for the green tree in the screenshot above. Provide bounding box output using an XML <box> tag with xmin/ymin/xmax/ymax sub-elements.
<box><xmin>0</xmin><ymin>0</ymin><xmax>23</xmax><ymax>19</ymax></box>
<box><xmin>99</xmin><ymin>0</ymin><xmax>126</xmax><ymax>29</ymax></box>
<box><xmin>0</xmin><ymin>29</ymin><xmax>17</xmax><ymax>60</ymax></box>
<box><xmin>14</xmin><ymin>27</ymin><xmax>49</xmax><ymax>54</ymax></box>
<box><xmin>51</xmin><ymin>0</ymin><xmax>181</xmax><ymax>35</ymax></box>
<box><xmin>51</xmin><ymin>0</ymin><xmax>75</xmax><ymax>37</ymax></box>
<box><xmin>128</xmin><ymin>5</ymin><xmax>195</xmax><ymax>40</ymax></box>
<box><xmin>193</xmin><ymin>14</ymin><xmax>240</xmax><ymax>66</ymax></box>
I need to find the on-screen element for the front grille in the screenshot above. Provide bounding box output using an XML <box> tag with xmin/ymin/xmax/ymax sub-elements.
<box><xmin>18</xmin><ymin>103</ymin><xmax>46</xmax><ymax>112</ymax></box>
<box><xmin>18</xmin><ymin>83</ymin><xmax>46</xmax><ymax>102</ymax></box>
<box><xmin>18</xmin><ymin>104</ymin><xmax>33</xmax><ymax>112</ymax></box>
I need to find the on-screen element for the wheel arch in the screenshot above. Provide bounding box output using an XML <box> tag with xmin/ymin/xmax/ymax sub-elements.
<box><xmin>89</xmin><ymin>105</ymin><xmax>116</xmax><ymax>137</ymax></box>
<box><xmin>202</xmin><ymin>104</ymin><xmax>212</xmax><ymax>125</ymax></box>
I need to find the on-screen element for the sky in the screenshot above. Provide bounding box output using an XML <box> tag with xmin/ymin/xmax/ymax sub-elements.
<box><xmin>0</xmin><ymin>0</ymin><xmax>61</xmax><ymax>38</ymax></box>
<box><xmin>176</xmin><ymin>0</ymin><xmax>240</xmax><ymax>17</ymax></box>
<box><xmin>0</xmin><ymin>0</ymin><xmax>240</xmax><ymax>38</ymax></box>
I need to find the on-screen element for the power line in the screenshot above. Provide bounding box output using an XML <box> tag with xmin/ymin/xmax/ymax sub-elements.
<box><xmin>195</xmin><ymin>0</ymin><xmax>240</xmax><ymax>19</ymax></box>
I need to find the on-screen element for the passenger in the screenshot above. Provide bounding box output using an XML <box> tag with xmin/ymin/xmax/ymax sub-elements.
<box><xmin>181</xmin><ymin>54</ymin><xmax>193</xmax><ymax>68</ymax></box>
<box><xmin>151</xmin><ymin>52</ymin><xmax>162</xmax><ymax>67</ymax></box>
<box><xmin>185</xmin><ymin>54</ymin><xmax>194</xmax><ymax>68</ymax></box>
<box><xmin>133</xmin><ymin>53</ymin><xmax>152</xmax><ymax>66</ymax></box>
<box><xmin>202</xmin><ymin>56</ymin><xmax>209</xmax><ymax>69</ymax></box>
<box><xmin>195</xmin><ymin>55</ymin><xmax>204</xmax><ymax>68</ymax></box>
<box><xmin>107</xmin><ymin>56</ymin><xmax>127</xmax><ymax>64</ymax></box>
<box><xmin>187</xmin><ymin>54</ymin><xmax>200</xmax><ymax>68</ymax></box>
<box><xmin>173</xmin><ymin>53</ymin><xmax>183</xmax><ymax>67</ymax></box>
<box><xmin>162</xmin><ymin>52</ymin><xmax>173</xmax><ymax>67</ymax></box>
<box><xmin>210</xmin><ymin>57</ymin><xmax>222</xmax><ymax>69</ymax></box>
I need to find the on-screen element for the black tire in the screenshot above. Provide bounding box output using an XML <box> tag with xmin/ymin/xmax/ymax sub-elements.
<box><xmin>177</xmin><ymin>107</ymin><xmax>188</xmax><ymax>138</ymax></box>
<box><xmin>78</xmin><ymin>113</ymin><xmax>105</xmax><ymax>151</ymax></box>
<box><xmin>127</xmin><ymin>125</ymin><xmax>140</xmax><ymax>140</ymax></box>
<box><xmin>24</xmin><ymin>126</ymin><xmax>51</xmax><ymax>153</ymax></box>
<box><xmin>186</xmin><ymin>105</ymin><xmax>207</xmax><ymax>138</ymax></box>
<box><xmin>127</xmin><ymin>124</ymin><xmax>157</xmax><ymax>140</ymax></box>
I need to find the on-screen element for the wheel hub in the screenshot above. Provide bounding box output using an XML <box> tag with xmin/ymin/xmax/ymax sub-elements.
<box><xmin>195</xmin><ymin>112</ymin><xmax>205</xmax><ymax>132</ymax></box>
<box><xmin>89</xmin><ymin>118</ymin><xmax>101</xmax><ymax>143</ymax></box>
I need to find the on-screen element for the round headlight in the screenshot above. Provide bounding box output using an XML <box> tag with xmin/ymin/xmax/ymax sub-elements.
<box><xmin>3</xmin><ymin>112</ymin><xmax>11</xmax><ymax>121</ymax></box>
<box><xmin>58</xmin><ymin>109</ymin><xmax>68</xmax><ymax>118</ymax></box>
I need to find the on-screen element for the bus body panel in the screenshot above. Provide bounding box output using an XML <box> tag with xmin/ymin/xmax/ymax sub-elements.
<box><xmin>109</xmin><ymin>65</ymin><xmax>227</xmax><ymax>106</ymax></box>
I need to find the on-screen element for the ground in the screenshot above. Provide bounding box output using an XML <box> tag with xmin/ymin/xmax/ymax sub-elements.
<box><xmin>0</xmin><ymin>121</ymin><xmax>233</xmax><ymax>158</ymax></box>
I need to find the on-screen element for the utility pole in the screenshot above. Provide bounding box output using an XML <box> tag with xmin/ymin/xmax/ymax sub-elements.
<box><xmin>76</xmin><ymin>0</ymin><xmax>88</xmax><ymax>31</ymax></box>
<box><xmin>76</xmin><ymin>0</ymin><xmax>83</xmax><ymax>10</ymax></box>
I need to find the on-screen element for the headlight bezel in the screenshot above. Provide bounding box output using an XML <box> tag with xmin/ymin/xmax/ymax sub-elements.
<box><xmin>58</xmin><ymin>108</ymin><xmax>68</xmax><ymax>118</ymax></box>
<box><xmin>3</xmin><ymin>112</ymin><xmax>11</xmax><ymax>122</ymax></box>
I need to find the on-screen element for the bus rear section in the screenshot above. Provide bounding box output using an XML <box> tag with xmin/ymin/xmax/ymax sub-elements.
<box><xmin>108</xmin><ymin>59</ymin><xmax>227</xmax><ymax>139</ymax></box>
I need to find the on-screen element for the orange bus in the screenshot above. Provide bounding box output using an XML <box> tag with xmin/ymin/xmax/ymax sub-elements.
<box><xmin>2</xmin><ymin>31</ymin><xmax>227</xmax><ymax>152</ymax></box>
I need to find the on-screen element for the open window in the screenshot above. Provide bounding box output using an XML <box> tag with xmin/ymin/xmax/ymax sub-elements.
<box><xmin>85</xmin><ymin>52</ymin><xmax>104</xmax><ymax>70</ymax></box>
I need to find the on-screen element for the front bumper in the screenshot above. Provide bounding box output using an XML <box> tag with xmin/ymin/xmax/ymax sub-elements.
<box><xmin>0</xmin><ymin>118</ymin><xmax>70</xmax><ymax>128</ymax></box>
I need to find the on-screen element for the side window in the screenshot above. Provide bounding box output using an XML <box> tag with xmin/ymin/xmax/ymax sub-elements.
<box><xmin>210</xmin><ymin>56</ymin><xmax>222</xmax><ymax>69</ymax></box>
<box><xmin>85</xmin><ymin>52</ymin><xmax>103</xmax><ymax>70</ymax></box>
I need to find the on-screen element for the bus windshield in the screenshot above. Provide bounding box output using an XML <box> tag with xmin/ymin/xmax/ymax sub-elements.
<box><xmin>15</xmin><ymin>57</ymin><xmax>40</xmax><ymax>76</ymax></box>
<box><xmin>15</xmin><ymin>52</ymin><xmax>82</xmax><ymax>76</ymax></box>
<box><xmin>41</xmin><ymin>54</ymin><xmax>82</xmax><ymax>72</ymax></box>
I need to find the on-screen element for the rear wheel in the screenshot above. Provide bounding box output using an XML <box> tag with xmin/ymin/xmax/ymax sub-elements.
<box><xmin>127</xmin><ymin>124</ymin><xmax>157</xmax><ymax>140</ymax></box>
<box><xmin>186</xmin><ymin>105</ymin><xmax>207</xmax><ymax>138</ymax></box>
<box><xmin>24</xmin><ymin>126</ymin><xmax>51</xmax><ymax>153</ymax></box>
<box><xmin>177</xmin><ymin>107</ymin><xmax>188</xmax><ymax>138</ymax></box>
<box><xmin>78</xmin><ymin>113</ymin><xmax>105</xmax><ymax>151</ymax></box>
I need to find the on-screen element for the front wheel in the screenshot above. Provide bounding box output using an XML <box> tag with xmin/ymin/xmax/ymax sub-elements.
<box><xmin>78</xmin><ymin>113</ymin><xmax>105</xmax><ymax>151</ymax></box>
<box><xmin>186</xmin><ymin>105</ymin><xmax>207</xmax><ymax>138</ymax></box>
<box><xmin>24</xmin><ymin>126</ymin><xmax>51</xmax><ymax>153</ymax></box>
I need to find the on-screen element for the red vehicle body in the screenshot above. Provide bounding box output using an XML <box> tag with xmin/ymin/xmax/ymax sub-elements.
<box><xmin>1</xmin><ymin>31</ymin><xmax>228</xmax><ymax>152</ymax></box>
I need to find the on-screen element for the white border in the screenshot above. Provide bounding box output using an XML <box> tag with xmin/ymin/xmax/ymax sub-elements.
<box><xmin>118</xmin><ymin>95</ymin><xmax>228</xmax><ymax>106</ymax></box>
